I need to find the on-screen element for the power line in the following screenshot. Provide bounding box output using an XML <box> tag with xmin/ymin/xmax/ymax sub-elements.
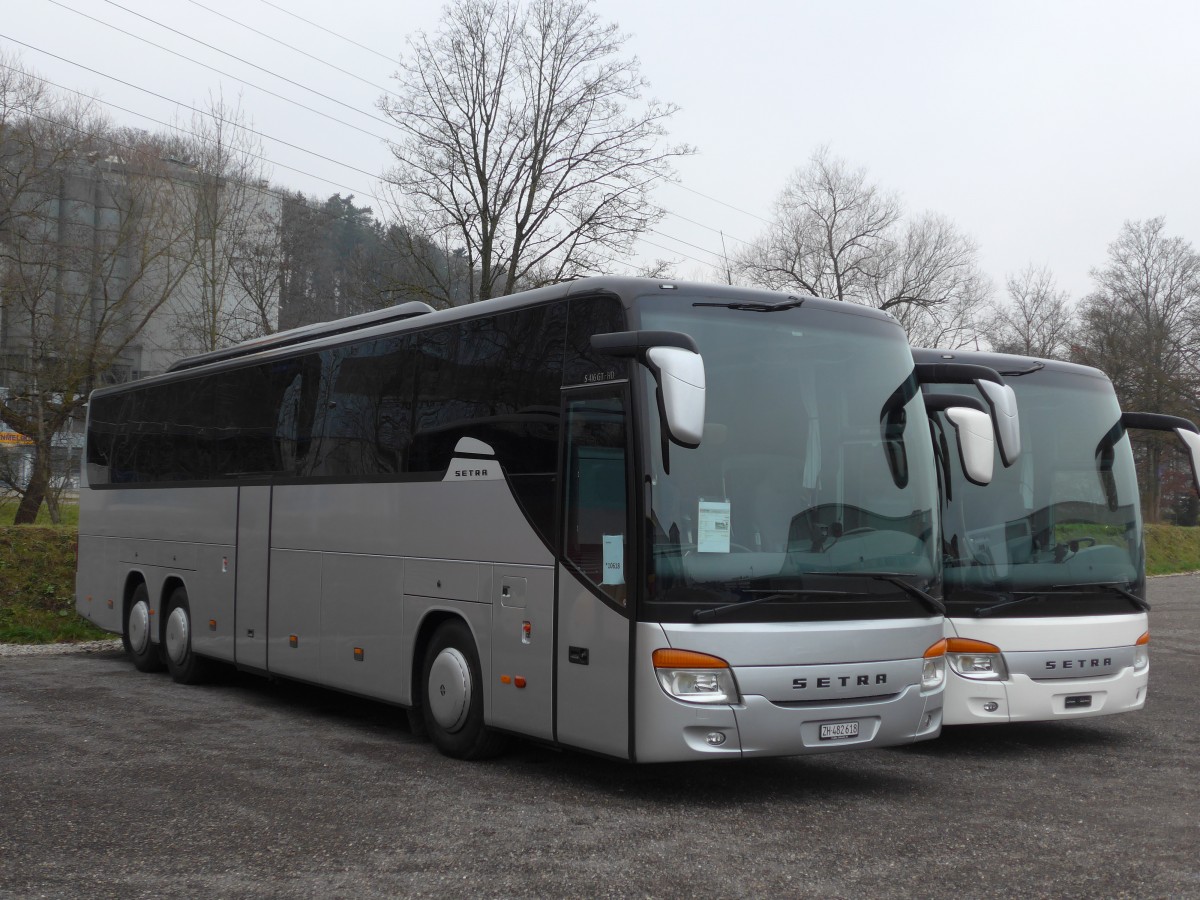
<box><xmin>0</xmin><ymin>59</ymin><xmax>386</xmax><ymax>206</ymax></box>
<box><xmin>184</xmin><ymin>0</ymin><xmax>400</xmax><ymax>99</ymax></box>
<box><xmin>661</xmin><ymin>209</ymin><xmax>753</xmax><ymax>247</ymax></box>
<box><xmin>0</xmin><ymin>36</ymin><xmax>386</xmax><ymax>186</ymax></box>
<box><xmin>664</xmin><ymin>181</ymin><xmax>774</xmax><ymax>226</ymax></box>
<box><xmin>43</xmin><ymin>0</ymin><xmax>393</xmax><ymax>142</ymax></box>
<box><xmin>96</xmin><ymin>0</ymin><xmax>396</xmax><ymax>128</ymax></box>
<box><xmin>255</xmin><ymin>0</ymin><xmax>402</xmax><ymax>67</ymax></box>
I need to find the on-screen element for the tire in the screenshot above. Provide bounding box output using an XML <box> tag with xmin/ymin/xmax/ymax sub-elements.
<box><xmin>124</xmin><ymin>583</ymin><xmax>163</xmax><ymax>673</ymax></box>
<box><xmin>163</xmin><ymin>586</ymin><xmax>210</xmax><ymax>685</ymax></box>
<box><xmin>421</xmin><ymin>619</ymin><xmax>507</xmax><ymax>760</ymax></box>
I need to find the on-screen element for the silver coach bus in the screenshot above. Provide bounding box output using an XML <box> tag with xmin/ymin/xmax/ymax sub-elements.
<box><xmin>76</xmin><ymin>277</ymin><xmax>1000</xmax><ymax>762</ymax></box>
<box><xmin>914</xmin><ymin>348</ymin><xmax>1200</xmax><ymax>725</ymax></box>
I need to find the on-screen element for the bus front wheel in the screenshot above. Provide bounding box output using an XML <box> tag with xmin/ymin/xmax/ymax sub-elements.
<box><xmin>163</xmin><ymin>587</ymin><xmax>209</xmax><ymax>685</ymax></box>
<box><xmin>124</xmin><ymin>583</ymin><xmax>163</xmax><ymax>673</ymax></box>
<box><xmin>421</xmin><ymin>619</ymin><xmax>507</xmax><ymax>760</ymax></box>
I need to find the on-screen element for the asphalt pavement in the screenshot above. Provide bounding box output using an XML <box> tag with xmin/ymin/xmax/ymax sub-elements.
<box><xmin>1</xmin><ymin>575</ymin><xmax>1197</xmax><ymax>899</ymax></box>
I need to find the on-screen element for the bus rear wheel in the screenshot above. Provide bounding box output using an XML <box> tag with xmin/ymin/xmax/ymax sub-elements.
<box><xmin>124</xmin><ymin>583</ymin><xmax>163</xmax><ymax>673</ymax></box>
<box><xmin>421</xmin><ymin>619</ymin><xmax>507</xmax><ymax>760</ymax></box>
<box><xmin>163</xmin><ymin>587</ymin><xmax>209</xmax><ymax>685</ymax></box>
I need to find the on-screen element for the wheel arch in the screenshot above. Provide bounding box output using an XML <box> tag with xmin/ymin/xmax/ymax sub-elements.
<box><xmin>122</xmin><ymin>571</ymin><xmax>147</xmax><ymax>623</ymax></box>
<box><xmin>409</xmin><ymin>609</ymin><xmax>475</xmax><ymax>709</ymax></box>
<box><xmin>158</xmin><ymin>575</ymin><xmax>187</xmax><ymax>644</ymax></box>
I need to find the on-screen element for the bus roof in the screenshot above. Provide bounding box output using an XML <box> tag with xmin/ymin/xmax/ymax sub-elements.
<box><xmin>911</xmin><ymin>347</ymin><xmax>1112</xmax><ymax>384</ymax></box>
<box><xmin>96</xmin><ymin>276</ymin><xmax>900</xmax><ymax>400</ymax></box>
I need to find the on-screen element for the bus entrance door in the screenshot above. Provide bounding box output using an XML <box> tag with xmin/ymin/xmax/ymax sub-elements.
<box><xmin>555</xmin><ymin>388</ymin><xmax>632</xmax><ymax>759</ymax></box>
<box><xmin>234</xmin><ymin>485</ymin><xmax>271</xmax><ymax>670</ymax></box>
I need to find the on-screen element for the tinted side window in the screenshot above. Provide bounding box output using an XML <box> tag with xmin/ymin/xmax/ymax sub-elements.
<box><xmin>88</xmin><ymin>354</ymin><xmax>319</xmax><ymax>483</ymax></box>
<box><xmin>307</xmin><ymin>337</ymin><xmax>412</xmax><ymax>478</ymax></box>
<box><xmin>563</xmin><ymin>294</ymin><xmax>628</xmax><ymax>386</ymax></box>
<box><xmin>405</xmin><ymin>305</ymin><xmax>564</xmax><ymax>540</ymax></box>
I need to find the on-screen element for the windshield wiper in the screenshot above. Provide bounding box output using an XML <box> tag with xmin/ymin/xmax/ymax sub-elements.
<box><xmin>1050</xmin><ymin>582</ymin><xmax>1151</xmax><ymax>612</ymax></box>
<box><xmin>799</xmin><ymin>572</ymin><xmax>946</xmax><ymax>615</ymax></box>
<box><xmin>693</xmin><ymin>589</ymin><xmax>851</xmax><ymax>621</ymax></box>
<box><xmin>975</xmin><ymin>583</ymin><xmax>1150</xmax><ymax>617</ymax></box>
<box><xmin>693</xmin><ymin>298</ymin><xmax>805</xmax><ymax>313</ymax></box>
<box><xmin>974</xmin><ymin>592</ymin><xmax>1044</xmax><ymax>617</ymax></box>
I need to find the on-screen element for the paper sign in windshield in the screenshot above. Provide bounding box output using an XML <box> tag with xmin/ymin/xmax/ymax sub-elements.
<box><xmin>698</xmin><ymin>500</ymin><xmax>732</xmax><ymax>553</ymax></box>
<box><xmin>602</xmin><ymin>534</ymin><xmax>625</xmax><ymax>584</ymax></box>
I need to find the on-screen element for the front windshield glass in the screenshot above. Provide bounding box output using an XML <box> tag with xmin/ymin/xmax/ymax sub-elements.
<box><xmin>929</xmin><ymin>370</ymin><xmax>1144</xmax><ymax>617</ymax></box>
<box><xmin>637</xmin><ymin>296</ymin><xmax>939</xmax><ymax>623</ymax></box>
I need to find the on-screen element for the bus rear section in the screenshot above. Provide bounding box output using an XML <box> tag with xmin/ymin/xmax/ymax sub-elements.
<box><xmin>77</xmin><ymin>278</ymin><xmax>966</xmax><ymax>762</ymax></box>
<box><xmin>916</xmin><ymin>349</ymin><xmax>1199</xmax><ymax>726</ymax></box>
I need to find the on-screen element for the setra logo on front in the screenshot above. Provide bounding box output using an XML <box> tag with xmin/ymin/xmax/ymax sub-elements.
<box><xmin>793</xmin><ymin>674</ymin><xmax>888</xmax><ymax>689</ymax></box>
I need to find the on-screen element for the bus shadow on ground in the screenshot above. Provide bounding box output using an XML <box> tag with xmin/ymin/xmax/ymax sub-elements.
<box><xmin>183</xmin><ymin>660</ymin><xmax>923</xmax><ymax>802</ymax></box>
<box><xmin>891</xmin><ymin>721</ymin><xmax>1133</xmax><ymax>759</ymax></box>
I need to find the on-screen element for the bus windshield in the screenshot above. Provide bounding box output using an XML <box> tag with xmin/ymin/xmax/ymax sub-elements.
<box><xmin>636</xmin><ymin>296</ymin><xmax>939</xmax><ymax>622</ymax></box>
<box><xmin>931</xmin><ymin>369</ymin><xmax>1144</xmax><ymax>617</ymax></box>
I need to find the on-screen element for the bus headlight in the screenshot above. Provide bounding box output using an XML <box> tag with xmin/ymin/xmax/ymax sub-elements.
<box><xmin>653</xmin><ymin>649</ymin><xmax>739</xmax><ymax>704</ymax></box>
<box><xmin>922</xmin><ymin>639</ymin><xmax>947</xmax><ymax>691</ymax></box>
<box><xmin>946</xmin><ymin>638</ymin><xmax>1007</xmax><ymax>681</ymax></box>
<box><xmin>1134</xmin><ymin>632</ymin><xmax>1149</xmax><ymax>671</ymax></box>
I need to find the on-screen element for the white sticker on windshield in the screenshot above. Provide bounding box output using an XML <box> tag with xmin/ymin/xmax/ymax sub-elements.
<box><xmin>602</xmin><ymin>534</ymin><xmax>625</xmax><ymax>585</ymax></box>
<box><xmin>697</xmin><ymin>500</ymin><xmax>732</xmax><ymax>553</ymax></box>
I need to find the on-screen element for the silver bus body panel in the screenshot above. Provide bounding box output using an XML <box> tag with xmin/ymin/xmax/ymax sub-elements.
<box><xmin>76</xmin><ymin>486</ymin><xmax>239</xmax><ymax>658</ymax></box>
<box><xmin>555</xmin><ymin>563</ymin><xmax>630</xmax><ymax>759</ymax></box>
<box><xmin>489</xmin><ymin>565</ymin><xmax>555</xmax><ymax>742</ymax></box>
<box><xmin>78</xmin><ymin>477</ymin><xmax>557</xmax><ymax>714</ymax></box>
<box><xmin>235</xmin><ymin>486</ymin><xmax>271</xmax><ymax>670</ymax></box>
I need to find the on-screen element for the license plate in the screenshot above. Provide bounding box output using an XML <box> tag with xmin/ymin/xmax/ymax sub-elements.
<box><xmin>819</xmin><ymin>721</ymin><xmax>860</xmax><ymax>741</ymax></box>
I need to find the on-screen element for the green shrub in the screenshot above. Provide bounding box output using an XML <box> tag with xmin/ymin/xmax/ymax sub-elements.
<box><xmin>0</xmin><ymin>524</ymin><xmax>108</xmax><ymax>644</ymax></box>
<box><xmin>1144</xmin><ymin>524</ymin><xmax>1200</xmax><ymax>576</ymax></box>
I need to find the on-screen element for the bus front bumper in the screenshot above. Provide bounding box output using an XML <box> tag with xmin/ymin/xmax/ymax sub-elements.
<box><xmin>634</xmin><ymin>680</ymin><xmax>943</xmax><ymax>762</ymax></box>
<box><xmin>942</xmin><ymin>666</ymin><xmax>1148</xmax><ymax>725</ymax></box>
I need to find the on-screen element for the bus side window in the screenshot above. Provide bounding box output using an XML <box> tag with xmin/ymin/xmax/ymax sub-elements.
<box><xmin>563</xmin><ymin>393</ymin><xmax>628</xmax><ymax>606</ymax></box>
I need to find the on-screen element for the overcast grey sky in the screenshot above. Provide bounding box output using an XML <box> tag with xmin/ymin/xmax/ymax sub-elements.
<box><xmin>4</xmin><ymin>0</ymin><xmax>1198</xmax><ymax>303</ymax></box>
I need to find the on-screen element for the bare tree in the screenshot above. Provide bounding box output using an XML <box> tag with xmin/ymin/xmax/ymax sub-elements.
<box><xmin>735</xmin><ymin>147</ymin><xmax>901</xmax><ymax>300</ymax></box>
<box><xmin>228</xmin><ymin>198</ymin><xmax>282</xmax><ymax>338</ymax></box>
<box><xmin>980</xmin><ymin>263</ymin><xmax>1075</xmax><ymax>358</ymax></box>
<box><xmin>163</xmin><ymin>94</ymin><xmax>277</xmax><ymax>352</ymax></box>
<box><xmin>379</xmin><ymin>0</ymin><xmax>692</xmax><ymax>303</ymax></box>
<box><xmin>0</xmin><ymin>60</ymin><xmax>196</xmax><ymax>523</ymax></box>
<box><xmin>1074</xmin><ymin>218</ymin><xmax>1200</xmax><ymax>522</ymax></box>
<box><xmin>735</xmin><ymin>148</ymin><xmax>991</xmax><ymax>341</ymax></box>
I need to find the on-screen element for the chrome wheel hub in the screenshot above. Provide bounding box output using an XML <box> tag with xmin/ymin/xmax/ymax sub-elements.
<box><xmin>128</xmin><ymin>600</ymin><xmax>150</xmax><ymax>655</ymax></box>
<box><xmin>427</xmin><ymin>648</ymin><xmax>471</xmax><ymax>733</ymax></box>
<box><xmin>165</xmin><ymin>606</ymin><xmax>190</xmax><ymax>666</ymax></box>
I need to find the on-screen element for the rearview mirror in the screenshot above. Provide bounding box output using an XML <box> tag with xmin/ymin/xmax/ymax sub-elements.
<box><xmin>943</xmin><ymin>407</ymin><xmax>995</xmax><ymax>486</ymax></box>
<box><xmin>1118</xmin><ymin>411</ymin><xmax>1200</xmax><ymax>497</ymax></box>
<box><xmin>915</xmin><ymin>363</ymin><xmax>1021</xmax><ymax>467</ymax></box>
<box><xmin>1177</xmin><ymin>429</ymin><xmax>1200</xmax><ymax>496</ymax></box>
<box><xmin>590</xmin><ymin>330</ymin><xmax>705</xmax><ymax>448</ymax></box>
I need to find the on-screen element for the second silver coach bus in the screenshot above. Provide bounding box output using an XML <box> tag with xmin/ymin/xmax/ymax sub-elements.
<box><xmin>76</xmin><ymin>277</ymin><xmax>1001</xmax><ymax>761</ymax></box>
<box><xmin>915</xmin><ymin>348</ymin><xmax>1200</xmax><ymax>725</ymax></box>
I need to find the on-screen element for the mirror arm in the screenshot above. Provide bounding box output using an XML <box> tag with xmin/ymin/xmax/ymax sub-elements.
<box><xmin>1120</xmin><ymin>412</ymin><xmax>1200</xmax><ymax>497</ymax></box>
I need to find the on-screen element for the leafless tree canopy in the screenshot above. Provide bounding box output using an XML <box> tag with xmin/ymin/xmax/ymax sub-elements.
<box><xmin>734</xmin><ymin>148</ymin><xmax>990</xmax><ymax>340</ymax></box>
<box><xmin>158</xmin><ymin>94</ymin><xmax>279</xmax><ymax>353</ymax></box>
<box><xmin>379</xmin><ymin>0</ymin><xmax>692</xmax><ymax>303</ymax></box>
<box><xmin>1074</xmin><ymin>217</ymin><xmax>1200</xmax><ymax>522</ymax></box>
<box><xmin>980</xmin><ymin>263</ymin><xmax>1076</xmax><ymax>359</ymax></box>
